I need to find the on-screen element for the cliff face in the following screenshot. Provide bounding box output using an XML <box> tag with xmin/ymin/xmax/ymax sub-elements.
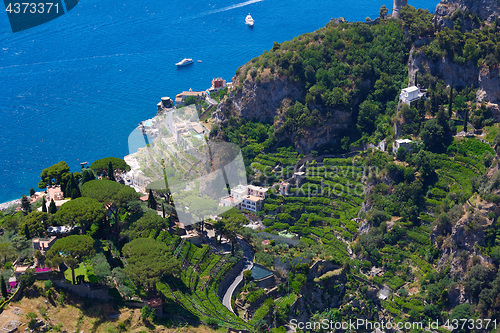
<box><xmin>290</xmin><ymin>271</ymin><xmax>347</xmax><ymax>323</ymax></box>
<box><xmin>432</xmin><ymin>165</ymin><xmax>500</xmax><ymax>300</ymax></box>
<box><xmin>436</xmin><ymin>212</ymin><xmax>494</xmax><ymax>280</ymax></box>
<box><xmin>411</xmin><ymin>45</ymin><xmax>500</xmax><ymax>105</ymax></box>
<box><xmin>224</xmin><ymin>71</ymin><xmax>302</xmax><ymax>123</ymax></box>
<box><xmin>411</xmin><ymin>51</ymin><xmax>480</xmax><ymax>88</ymax></box>
<box><xmin>427</xmin><ymin>0</ymin><xmax>500</xmax><ymax>117</ymax></box>
<box><xmin>214</xmin><ymin>66</ymin><xmax>353</xmax><ymax>153</ymax></box>
<box><xmin>435</xmin><ymin>0</ymin><xmax>500</xmax><ymax>26</ymax></box>
<box><xmin>478</xmin><ymin>66</ymin><xmax>500</xmax><ymax>103</ymax></box>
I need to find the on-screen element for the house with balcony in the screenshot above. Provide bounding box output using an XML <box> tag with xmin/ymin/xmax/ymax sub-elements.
<box><xmin>41</xmin><ymin>185</ymin><xmax>69</xmax><ymax>212</ymax></box>
<box><xmin>220</xmin><ymin>196</ymin><xmax>242</xmax><ymax>210</ymax></box>
<box><xmin>211</xmin><ymin>77</ymin><xmax>227</xmax><ymax>92</ymax></box>
<box><xmin>248</xmin><ymin>185</ymin><xmax>269</xmax><ymax>199</ymax></box>
<box><xmin>241</xmin><ymin>195</ymin><xmax>263</xmax><ymax>212</ymax></box>
<box><xmin>219</xmin><ymin>184</ymin><xmax>268</xmax><ymax>212</ymax></box>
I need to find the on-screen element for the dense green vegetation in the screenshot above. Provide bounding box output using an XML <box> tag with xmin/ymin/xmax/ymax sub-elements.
<box><xmin>219</xmin><ymin>18</ymin><xmax>413</xmax><ymax>157</ymax></box>
<box><xmin>90</xmin><ymin>157</ymin><xmax>130</xmax><ymax>176</ymax></box>
<box><xmin>2</xmin><ymin>4</ymin><xmax>500</xmax><ymax>332</ymax></box>
<box><xmin>46</xmin><ymin>235</ymin><xmax>95</xmax><ymax>285</ymax></box>
<box><xmin>423</xmin><ymin>11</ymin><xmax>500</xmax><ymax>67</ymax></box>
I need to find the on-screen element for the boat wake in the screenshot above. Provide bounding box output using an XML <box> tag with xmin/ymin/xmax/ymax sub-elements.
<box><xmin>0</xmin><ymin>52</ymin><xmax>148</xmax><ymax>70</ymax></box>
<box><xmin>208</xmin><ymin>0</ymin><xmax>263</xmax><ymax>15</ymax></box>
<box><xmin>190</xmin><ymin>0</ymin><xmax>263</xmax><ymax>20</ymax></box>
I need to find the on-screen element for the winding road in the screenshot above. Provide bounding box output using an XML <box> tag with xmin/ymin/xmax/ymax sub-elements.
<box><xmin>222</xmin><ymin>237</ymin><xmax>254</xmax><ymax>313</ymax></box>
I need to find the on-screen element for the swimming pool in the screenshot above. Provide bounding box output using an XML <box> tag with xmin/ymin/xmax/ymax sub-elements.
<box><xmin>144</xmin><ymin>120</ymin><xmax>152</xmax><ymax>126</ymax></box>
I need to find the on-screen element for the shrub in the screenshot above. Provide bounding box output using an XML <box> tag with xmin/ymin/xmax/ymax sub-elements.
<box><xmin>44</xmin><ymin>280</ymin><xmax>53</xmax><ymax>290</ymax></box>
<box><xmin>141</xmin><ymin>305</ymin><xmax>156</xmax><ymax>322</ymax></box>
<box><xmin>205</xmin><ymin>317</ymin><xmax>219</xmax><ymax>329</ymax></box>
<box><xmin>26</xmin><ymin>312</ymin><xmax>38</xmax><ymax>328</ymax></box>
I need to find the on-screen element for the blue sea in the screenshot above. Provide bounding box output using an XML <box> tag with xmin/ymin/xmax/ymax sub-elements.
<box><xmin>0</xmin><ymin>0</ymin><xmax>439</xmax><ymax>203</ymax></box>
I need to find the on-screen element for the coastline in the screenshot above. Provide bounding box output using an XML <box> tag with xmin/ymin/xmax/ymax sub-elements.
<box><xmin>0</xmin><ymin>198</ymin><xmax>20</xmax><ymax>211</ymax></box>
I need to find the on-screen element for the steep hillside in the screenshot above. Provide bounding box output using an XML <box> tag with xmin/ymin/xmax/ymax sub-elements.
<box><xmin>409</xmin><ymin>3</ymin><xmax>500</xmax><ymax>92</ymax></box>
<box><xmin>213</xmin><ymin>19</ymin><xmax>412</xmax><ymax>154</ymax></box>
<box><xmin>208</xmin><ymin>0</ymin><xmax>500</xmax><ymax>330</ymax></box>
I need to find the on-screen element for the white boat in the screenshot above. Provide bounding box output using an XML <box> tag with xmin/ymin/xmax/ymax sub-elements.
<box><xmin>175</xmin><ymin>58</ymin><xmax>194</xmax><ymax>66</ymax></box>
<box><xmin>245</xmin><ymin>14</ymin><xmax>254</xmax><ymax>26</ymax></box>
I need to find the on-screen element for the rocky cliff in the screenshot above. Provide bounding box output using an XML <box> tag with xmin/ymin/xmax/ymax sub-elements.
<box><xmin>215</xmin><ymin>67</ymin><xmax>302</xmax><ymax>124</ymax></box>
<box><xmin>411</xmin><ymin>51</ymin><xmax>500</xmax><ymax>118</ymax></box>
<box><xmin>213</xmin><ymin>64</ymin><xmax>353</xmax><ymax>153</ymax></box>
<box><xmin>435</xmin><ymin>0</ymin><xmax>500</xmax><ymax>26</ymax></box>
<box><xmin>410</xmin><ymin>0</ymin><xmax>500</xmax><ymax>108</ymax></box>
<box><xmin>431</xmin><ymin>163</ymin><xmax>500</xmax><ymax>298</ymax></box>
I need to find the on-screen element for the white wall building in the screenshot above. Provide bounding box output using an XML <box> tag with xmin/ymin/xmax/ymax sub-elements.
<box><xmin>392</xmin><ymin>139</ymin><xmax>414</xmax><ymax>154</ymax></box>
<box><xmin>248</xmin><ymin>185</ymin><xmax>269</xmax><ymax>199</ymax></box>
<box><xmin>219</xmin><ymin>184</ymin><xmax>268</xmax><ymax>212</ymax></box>
<box><xmin>241</xmin><ymin>195</ymin><xmax>263</xmax><ymax>212</ymax></box>
<box><xmin>400</xmin><ymin>86</ymin><xmax>424</xmax><ymax>105</ymax></box>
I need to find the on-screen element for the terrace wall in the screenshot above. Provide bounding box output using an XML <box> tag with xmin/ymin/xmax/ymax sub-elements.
<box><xmin>247</xmin><ymin>286</ymin><xmax>279</xmax><ymax>313</ymax></box>
<box><xmin>255</xmin><ymin>274</ymin><xmax>275</xmax><ymax>289</ymax></box>
<box><xmin>52</xmin><ymin>280</ymin><xmax>111</xmax><ymax>300</ymax></box>
<box><xmin>217</xmin><ymin>259</ymin><xmax>244</xmax><ymax>300</ymax></box>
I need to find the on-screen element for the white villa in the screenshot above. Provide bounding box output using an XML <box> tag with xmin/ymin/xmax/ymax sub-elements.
<box><xmin>400</xmin><ymin>86</ymin><xmax>424</xmax><ymax>105</ymax></box>
<box><xmin>220</xmin><ymin>184</ymin><xmax>268</xmax><ymax>212</ymax></box>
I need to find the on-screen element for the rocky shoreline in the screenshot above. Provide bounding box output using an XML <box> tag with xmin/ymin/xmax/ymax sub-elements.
<box><xmin>0</xmin><ymin>198</ymin><xmax>20</xmax><ymax>211</ymax></box>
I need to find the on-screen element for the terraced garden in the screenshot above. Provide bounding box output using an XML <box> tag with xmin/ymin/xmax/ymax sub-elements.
<box><xmin>261</xmin><ymin>156</ymin><xmax>365</xmax><ymax>261</ymax></box>
<box><xmin>157</xmin><ymin>241</ymin><xmax>251</xmax><ymax>330</ymax></box>
<box><xmin>426</xmin><ymin>138</ymin><xmax>494</xmax><ymax>208</ymax></box>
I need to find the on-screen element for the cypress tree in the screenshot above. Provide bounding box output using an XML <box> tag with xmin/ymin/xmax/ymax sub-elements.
<box><xmin>41</xmin><ymin>196</ymin><xmax>47</xmax><ymax>213</ymax></box>
<box><xmin>0</xmin><ymin>275</ymin><xmax>7</xmax><ymax>299</ymax></box>
<box><xmin>24</xmin><ymin>223</ymin><xmax>30</xmax><ymax>239</ymax></box>
<box><xmin>49</xmin><ymin>199</ymin><xmax>57</xmax><ymax>214</ymax></box>
<box><xmin>464</xmin><ymin>108</ymin><xmax>469</xmax><ymax>133</ymax></box>
<box><xmin>71</xmin><ymin>183</ymin><xmax>81</xmax><ymax>200</ymax></box>
<box><xmin>65</xmin><ymin>177</ymin><xmax>73</xmax><ymax>199</ymax></box>
<box><xmin>29</xmin><ymin>188</ymin><xmax>35</xmax><ymax>197</ymax></box>
<box><xmin>108</xmin><ymin>162</ymin><xmax>115</xmax><ymax>181</ymax></box>
<box><xmin>147</xmin><ymin>189</ymin><xmax>157</xmax><ymax>210</ymax></box>
<box><xmin>21</xmin><ymin>195</ymin><xmax>31</xmax><ymax>214</ymax></box>
<box><xmin>162</xmin><ymin>203</ymin><xmax>165</xmax><ymax>218</ymax></box>
<box><xmin>65</xmin><ymin>174</ymin><xmax>80</xmax><ymax>199</ymax></box>
<box><xmin>448</xmin><ymin>85</ymin><xmax>454</xmax><ymax>118</ymax></box>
